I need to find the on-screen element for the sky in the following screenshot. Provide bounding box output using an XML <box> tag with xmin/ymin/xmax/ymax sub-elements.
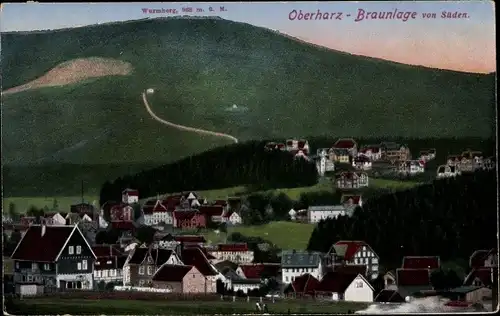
<box><xmin>0</xmin><ymin>1</ymin><xmax>496</xmax><ymax>73</ymax></box>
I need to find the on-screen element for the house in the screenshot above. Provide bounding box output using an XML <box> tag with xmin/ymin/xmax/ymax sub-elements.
<box><xmin>331</xmin><ymin>241</ymin><xmax>380</xmax><ymax>279</ymax></box>
<box><xmin>340</xmin><ymin>195</ymin><xmax>363</xmax><ymax>208</ymax></box>
<box><xmin>313</xmin><ymin>271</ymin><xmax>374</xmax><ymax>302</ymax></box>
<box><xmin>122</xmin><ymin>189</ymin><xmax>139</xmax><ymax>204</ymax></box>
<box><xmin>288</xmin><ymin>208</ymin><xmax>297</xmax><ymax>221</ymax></box>
<box><xmin>436</xmin><ymin>165</ymin><xmax>460</xmax><ymax>179</ymax></box>
<box><xmin>419</xmin><ymin>150</ymin><xmax>432</xmax><ymax>162</ymax></box>
<box><xmin>463</xmin><ymin>268</ymin><xmax>496</xmax><ymax>287</ymax></box>
<box><xmin>307</xmin><ymin>205</ymin><xmax>347</xmax><ymax>223</ymax></box>
<box><xmin>92</xmin><ymin>245</ymin><xmax>126</xmax><ymax>286</ymax></box>
<box><xmin>280</xmin><ymin>250</ymin><xmax>325</xmax><ymax>284</ymax></box>
<box><xmin>380</xmin><ymin>142</ymin><xmax>411</xmax><ymax>162</ymax></box>
<box><xmin>445</xmin><ymin>286</ymin><xmax>492</xmax><ymax>304</ymax></box>
<box><xmin>180</xmin><ymin>247</ymin><xmax>218</xmax><ymax>293</ymax></box>
<box><xmin>358</xmin><ymin>145</ymin><xmax>382</xmax><ymax>161</ymax></box>
<box><xmin>329</xmin><ymin>148</ymin><xmax>351</xmax><ymax>164</ymax></box>
<box><xmin>293</xmin><ymin>149</ymin><xmax>310</xmax><ymax>161</ymax></box>
<box><xmin>316</xmin><ymin>150</ymin><xmax>335</xmax><ymax>177</ymax></box>
<box><xmin>374</xmin><ymin>289</ymin><xmax>405</xmax><ymax>303</ymax></box>
<box><xmin>20</xmin><ymin>216</ymin><xmax>37</xmax><ymax>227</ymax></box>
<box><xmin>395</xmin><ymin>268</ymin><xmax>433</xmax><ymax>298</ymax></box>
<box><xmin>285</xmin><ymin>139</ymin><xmax>310</xmax><ymax>154</ymax></box>
<box><xmin>42</xmin><ymin>212</ymin><xmax>67</xmax><ymax>225</ymax></box>
<box><xmin>464</xmin><ymin>248</ymin><xmax>497</xmax><ymax>288</ymax></box>
<box><xmin>11</xmin><ymin>224</ymin><xmax>97</xmax><ymax>292</ymax></box>
<box><xmin>122</xmin><ymin>246</ymin><xmax>182</xmax><ymax>286</ymax></box>
<box><xmin>70</xmin><ymin>203</ymin><xmax>95</xmax><ymax>215</ymax></box>
<box><xmin>333</xmin><ymin>138</ymin><xmax>358</xmax><ymax>156</ymax></box>
<box><xmin>208</xmin><ymin>244</ymin><xmax>254</xmax><ymax>264</ymax></box>
<box><xmin>398</xmin><ymin>160</ymin><xmax>425</xmax><ymax>175</ymax></box>
<box><xmin>231</xmin><ymin>278</ymin><xmax>263</xmax><ymax>293</ymax></box>
<box><xmin>222</xmin><ymin>211</ymin><xmax>242</xmax><ymax>225</ymax></box>
<box><xmin>420</xmin><ymin>148</ymin><xmax>436</xmax><ymax>160</ymax></box>
<box><xmin>335</xmin><ymin>171</ymin><xmax>369</xmax><ymax>189</ymax></box>
<box><xmin>142</xmin><ymin>199</ymin><xmax>173</xmax><ymax>226</ymax></box>
<box><xmin>173</xmin><ymin>210</ymin><xmax>206</xmax><ymax>229</ymax></box>
<box><xmin>383</xmin><ymin>271</ymin><xmax>397</xmax><ymax>290</ymax></box>
<box><xmin>198</xmin><ymin>205</ymin><xmax>225</xmax><ymax>223</ymax></box>
<box><xmin>109</xmin><ymin>203</ymin><xmax>136</xmax><ymax>230</ymax></box>
<box><xmin>235</xmin><ymin>263</ymin><xmax>281</xmax><ymax>281</ymax></box>
<box><xmin>353</xmin><ymin>155</ymin><xmax>372</xmax><ymax>170</ymax></box>
<box><xmin>151</xmin><ymin>264</ymin><xmax>206</xmax><ymax>293</ymax></box>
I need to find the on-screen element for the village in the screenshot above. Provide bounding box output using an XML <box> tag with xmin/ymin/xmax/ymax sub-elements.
<box><xmin>2</xmin><ymin>137</ymin><xmax>497</xmax><ymax>311</ymax></box>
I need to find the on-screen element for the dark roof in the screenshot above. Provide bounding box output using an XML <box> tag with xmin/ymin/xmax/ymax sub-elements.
<box><xmin>174</xmin><ymin>235</ymin><xmax>206</xmax><ymax>243</ymax></box>
<box><xmin>396</xmin><ymin>268</ymin><xmax>431</xmax><ymax>286</ymax></box>
<box><xmin>238</xmin><ymin>263</ymin><xmax>281</xmax><ymax>279</ymax></box>
<box><xmin>469</xmin><ymin>250</ymin><xmax>490</xmax><ymax>268</ymax></box>
<box><xmin>152</xmin><ymin>264</ymin><xmax>193</xmax><ymax>282</ymax></box>
<box><xmin>316</xmin><ymin>271</ymin><xmax>359</xmax><ymax>293</ymax></box>
<box><xmin>281</xmin><ymin>250</ymin><xmax>322</xmax><ymax>268</ymax></box>
<box><xmin>198</xmin><ymin>205</ymin><xmax>224</xmax><ymax>216</ymax></box>
<box><xmin>290</xmin><ymin>273</ymin><xmax>320</xmax><ymax>294</ymax></box>
<box><xmin>122</xmin><ymin>188</ymin><xmax>139</xmax><ymax>195</ymax></box>
<box><xmin>181</xmin><ymin>247</ymin><xmax>217</xmax><ymax>276</ymax></box>
<box><xmin>402</xmin><ymin>256</ymin><xmax>440</xmax><ymax>269</ymax></box>
<box><xmin>11</xmin><ymin>225</ymin><xmax>78</xmax><ymax>262</ymax></box>
<box><xmin>217</xmin><ymin>243</ymin><xmax>249</xmax><ymax>252</ymax></box>
<box><xmin>329</xmin><ymin>264</ymin><xmax>367</xmax><ymax>276</ymax></box>
<box><xmin>128</xmin><ymin>247</ymin><xmax>174</xmax><ymax>266</ymax></box>
<box><xmin>70</xmin><ymin>203</ymin><xmax>95</xmax><ymax>214</ymax></box>
<box><xmin>214</xmin><ymin>260</ymin><xmax>239</xmax><ymax>272</ymax></box>
<box><xmin>173</xmin><ymin>210</ymin><xmax>199</xmax><ymax>220</ymax></box>
<box><xmin>374</xmin><ymin>289</ymin><xmax>405</xmax><ymax>303</ymax></box>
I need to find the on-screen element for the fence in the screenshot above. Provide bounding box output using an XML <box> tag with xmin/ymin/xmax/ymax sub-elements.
<box><xmin>114</xmin><ymin>286</ymin><xmax>171</xmax><ymax>293</ymax></box>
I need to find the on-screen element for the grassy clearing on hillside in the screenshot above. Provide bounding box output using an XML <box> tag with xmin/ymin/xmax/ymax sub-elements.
<box><xmin>8</xmin><ymin>297</ymin><xmax>368</xmax><ymax>315</ymax></box>
<box><xmin>202</xmin><ymin>221</ymin><xmax>315</xmax><ymax>250</ymax></box>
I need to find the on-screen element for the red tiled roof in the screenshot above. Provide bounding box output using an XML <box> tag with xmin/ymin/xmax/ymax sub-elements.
<box><xmin>469</xmin><ymin>250</ymin><xmax>490</xmax><ymax>268</ymax></box>
<box><xmin>396</xmin><ymin>268</ymin><xmax>430</xmax><ymax>286</ymax></box>
<box><xmin>122</xmin><ymin>188</ymin><xmax>139</xmax><ymax>196</ymax></box>
<box><xmin>334</xmin><ymin>241</ymin><xmax>367</xmax><ymax>261</ymax></box>
<box><xmin>334</xmin><ymin>138</ymin><xmax>356</xmax><ymax>149</ymax></box>
<box><xmin>173</xmin><ymin>210</ymin><xmax>199</xmax><ymax>220</ymax></box>
<box><xmin>464</xmin><ymin>267</ymin><xmax>495</xmax><ymax>287</ymax></box>
<box><xmin>402</xmin><ymin>256</ymin><xmax>440</xmax><ymax>269</ymax></box>
<box><xmin>11</xmin><ymin>225</ymin><xmax>75</xmax><ymax>262</ymax></box>
<box><xmin>184</xmin><ymin>245</ymin><xmax>216</xmax><ymax>259</ymax></box>
<box><xmin>173</xmin><ymin>235</ymin><xmax>206</xmax><ymax>243</ymax></box>
<box><xmin>198</xmin><ymin>205</ymin><xmax>224</xmax><ymax>216</ymax></box>
<box><xmin>316</xmin><ymin>271</ymin><xmax>359</xmax><ymax>293</ymax></box>
<box><xmin>92</xmin><ymin>245</ymin><xmax>123</xmax><ymax>258</ymax></box>
<box><xmin>238</xmin><ymin>264</ymin><xmax>281</xmax><ymax>279</ymax></box>
<box><xmin>152</xmin><ymin>264</ymin><xmax>194</xmax><ymax>282</ymax></box>
<box><xmin>217</xmin><ymin>243</ymin><xmax>249</xmax><ymax>252</ymax></box>
<box><xmin>341</xmin><ymin>195</ymin><xmax>362</xmax><ymax>205</ymax></box>
<box><xmin>290</xmin><ymin>273</ymin><xmax>320</xmax><ymax>294</ymax></box>
<box><xmin>181</xmin><ymin>247</ymin><xmax>217</xmax><ymax>276</ymax></box>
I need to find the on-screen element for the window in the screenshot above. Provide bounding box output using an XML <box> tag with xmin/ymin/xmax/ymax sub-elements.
<box><xmin>77</xmin><ymin>262</ymin><xmax>82</xmax><ymax>270</ymax></box>
<box><xmin>96</xmin><ymin>261</ymin><xmax>100</xmax><ymax>265</ymax></box>
<box><xmin>103</xmin><ymin>270</ymin><xmax>108</xmax><ymax>277</ymax></box>
<box><xmin>355</xmin><ymin>281</ymin><xmax>364</xmax><ymax>288</ymax></box>
<box><xmin>67</xmin><ymin>282</ymin><xmax>73</xmax><ymax>289</ymax></box>
<box><xmin>82</xmin><ymin>260</ymin><xmax>88</xmax><ymax>270</ymax></box>
<box><xmin>68</xmin><ymin>246</ymin><xmax>74</xmax><ymax>255</ymax></box>
<box><xmin>27</xmin><ymin>275</ymin><xmax>33</xmax><ymax>282</ymax></box>
<box><xmin>32</xmin><ymin>263</ymin><xmax>37</xmax><ymax>271</ymax></box>
<box><xmin>139</xmin><ymin>266</ymin><xmax>145</xmax><ymax>275</ymax></box>
<box><xmin>76</xmin><ymin>246</ymin><xmax>82</xmax><ymax>254</ymax></box>
<box><xmin>286</xmin><ymin>276</ymin><xmax>289</xmax><ymax>282</ymax></box>
<box><xmin>106</xmin><ymin>260</ymin><xmax>112</xmax><ymax>264</ymax></box>
<box><xmin>147</xmin><ymin>266</ymin><xmax>153</xmax><ymax>275</ymax></box>
<box><xmin>15</xmin><ymin>262</ymin><xmax>19</xmax><ymax>269</ymax></box>
<box><xmin>44</xmin><ymin>264</ymin><xmax>50</xmax><ymax>270</ymax></box>
<box><xmin>138</xmin><ymin>280</ymin><xmax>145</xmax><ymax>286</ymax></box>
<box><xmin>76</xmin><ymin>281</ymin><xmax>82</xmax><ymax>289</ymax></box>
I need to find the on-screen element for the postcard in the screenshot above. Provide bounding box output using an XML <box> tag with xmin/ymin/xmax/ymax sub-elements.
<box><xmin>1</xmin><ymin>1</ymin><xmax>497</xmax><ymax>314</ymax></box>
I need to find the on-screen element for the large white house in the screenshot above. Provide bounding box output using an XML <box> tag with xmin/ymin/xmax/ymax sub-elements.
<box><xmin>142</xmin><ymin>199</ymin><xmax>173</xmax><ymax>226</ymax></box>
<box><xmin>208</xmin><ymin>244</ymin><xmax>254</xmax><ymax>264</ymax></box>
<box><xmin>343</xmin><ymin>274</ymin><xmax>375</xmax><ymax>302</ymax></box>
<box><xmin>307</xmin><ymin>205</ymin><xmax>347</xmax><ymax>223</ymax></box>
<box><xmin>281</xmin><ymin>250</ymin><xmax>325</xmax><ymax>284</ymax></box>
<box><xmin>122</xmin><ymin>189</ymin><xmax>139</xmax><ymax>204</ymax></box>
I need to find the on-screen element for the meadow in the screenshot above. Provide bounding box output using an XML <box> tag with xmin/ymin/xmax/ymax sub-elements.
<box><xmin>7</xmin><ymin>297</ymin><xmax>369</xmax><ymax>315</ymax></box>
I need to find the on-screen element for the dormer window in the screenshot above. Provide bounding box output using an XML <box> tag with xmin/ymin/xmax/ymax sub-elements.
<box><xmin>76</xmin><ymin>246</ymin><xmax>82</xmax><ymax>254</ymax></box>
<box><xmin>68</xmin><ymin>246</ymin><xmax>74</xmax><ymax>255</ymax></box>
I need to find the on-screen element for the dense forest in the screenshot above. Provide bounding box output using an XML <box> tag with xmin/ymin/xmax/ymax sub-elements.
<box><xmin>99</xmin><ymin>141</ymin><xmax>318</xmax><ymax>205</ymax></box>
<box><xmin>306</xmin><ymin>169</ymin><xmax>497</xmax><ymax>271</ymax></box>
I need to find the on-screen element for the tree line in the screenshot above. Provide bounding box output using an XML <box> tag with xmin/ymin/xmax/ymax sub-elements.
<box><xmin>99</xmin><ymin>141</ymin><xmax>318</xmax><ymax>206</ymax></box>
<box><xmin>306</xmin><ymin>169</ymin><xmax>497</xmax><ymax>272</ymax></box>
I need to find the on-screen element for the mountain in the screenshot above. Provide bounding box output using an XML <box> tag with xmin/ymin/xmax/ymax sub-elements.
<box><xmin>1</xmin><ymin>17</ymin><xmax>496</xmax><ymax>195</ymax></box>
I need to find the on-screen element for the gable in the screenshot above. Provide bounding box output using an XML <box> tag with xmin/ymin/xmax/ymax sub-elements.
<box><xmin>347</xmin><ymin>275</ymin><xmax>375</xmax><ymax>292</ymax></box>
<box><xmin>57</xmin><ymin>226</ymin><xmax>96</xmax><ymax>261</ymax></box>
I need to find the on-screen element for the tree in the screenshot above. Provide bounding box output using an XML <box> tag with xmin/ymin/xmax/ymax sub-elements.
<box><xmin>430</xmin><ymin>269</ymin><xmax>447</xmax><ymax>290</ymax></box>
<box><xmin>52</xmin><ymin>198</ymin><xmax>59</xmax><ymax>211</ymax></box>
<box><xmin>95</xmin><ymin>229</ymin><xmax>120</xmax><ymax>244</ymax></box>
<box><xmin>216</xmin><ymin>279</ymin><xmax>225</xmax><ymax>294</ymax></box>
<box><xmin>131</xmin><ymin>203</ymin><xmax>142</xmax><ymax>220</ymax></box>
<box><xmin>97</xmin><ymin>280</ymin><xmax>106</xmax><ymax>291</ymax></box>
<box><xmin>270</xmin><ymin>193</ymin><xmax>293</xmax><ymax>220</ymax></box>
<box><xmin>8</xmin><ymin>202</ymin><xmax>19</xmax><ymax>221</ymax></box>
<box><xmin>135</xmin><ymin>225</ymin><xmax>157</xmax><ymax>244</ymax></box>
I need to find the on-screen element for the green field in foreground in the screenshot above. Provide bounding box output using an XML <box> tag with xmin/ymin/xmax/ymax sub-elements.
<box><xmin>201</xmin><ymin>221</ymin><xmax>315</xmax><ymax>250</ymax></box>
<box><xmin>4</xmin><ymin>177</ymin><xmax>420</xmax><ymax>213</ymax></box>
<box><xmin>7</xmin><ymin>298</ymin><xmax>369</xmax><ymax>315</ymax></box>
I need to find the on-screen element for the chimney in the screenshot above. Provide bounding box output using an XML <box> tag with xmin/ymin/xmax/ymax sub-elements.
<box><xmin>41</xmin><ymin>224</ymin><xmax>46</xmax><ymax>237</ymax></box>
